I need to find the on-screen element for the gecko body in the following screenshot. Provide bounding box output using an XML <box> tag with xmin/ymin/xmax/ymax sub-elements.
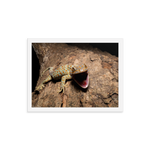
<box><xmin>35</xmin><ymin>64</ymin><xmax>89</xmax><ymax>93</ymax></box>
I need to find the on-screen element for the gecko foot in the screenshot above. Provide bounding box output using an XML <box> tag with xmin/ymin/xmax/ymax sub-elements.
<box><xmin>58</xmin><ymin>87</ymin><xmax>64</xmax><ymax>93</ymax></box>
<box><xmin>58</xmin><ymin>84</ymin><xmax>68</xmax><ymax>93</ymax></box>
<box><xmin>35</xmin><ymin>83</ymin><xmax>45</xmax><ymax>91</ymax></box>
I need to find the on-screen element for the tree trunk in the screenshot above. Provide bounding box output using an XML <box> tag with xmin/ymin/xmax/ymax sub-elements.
<box><xmin>32</xmin><ymin>43</ymin><xmax>118</xmax><ymax>107</ymax></box>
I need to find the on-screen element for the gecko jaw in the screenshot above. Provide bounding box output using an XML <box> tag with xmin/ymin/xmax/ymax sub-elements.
<box><xmin>72</xmin><ymin>71</ymin><xmax>89</xmax><ymax>89</ymax></box>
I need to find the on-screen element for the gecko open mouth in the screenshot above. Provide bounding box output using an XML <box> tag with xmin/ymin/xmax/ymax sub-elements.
<box><xmin>72</xmin><ymin>71</ymin><xmax>89</xmax><ymax>89</ymax></box>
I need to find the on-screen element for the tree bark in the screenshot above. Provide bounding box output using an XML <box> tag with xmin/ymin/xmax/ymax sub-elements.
<box><xmin>32</xmin><ymin>43</ymin><xmax>118</xmax><ymax>107</ymax></box>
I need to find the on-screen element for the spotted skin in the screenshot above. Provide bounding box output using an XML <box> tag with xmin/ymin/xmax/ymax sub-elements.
<box><xmin>35</xmin><ymin>64</ymin><xmax>88</xmax><ymax>93</ymax></box>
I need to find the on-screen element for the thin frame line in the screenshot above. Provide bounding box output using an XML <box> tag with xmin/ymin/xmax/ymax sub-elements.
<box><xmin>123</xmin><ymin>38</ymin><xmax>124</xmax><ymax>112</ymax></box>
<box><xmin>26</xmin><ymin>38</ymin><xmax>125</xmax><ymax>113</ymax></box>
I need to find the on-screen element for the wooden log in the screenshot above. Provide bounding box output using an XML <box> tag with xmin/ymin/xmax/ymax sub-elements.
<box><xmin>32</xmin><ymin>43</ymin><xmax>118</xmax><ymax>107</ymax></box>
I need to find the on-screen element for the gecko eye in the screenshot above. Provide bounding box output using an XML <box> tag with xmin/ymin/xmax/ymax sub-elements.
<box><xmin>72</xmin><ymin>67</ymin><xmax>76</xmax><ymax>71</ymax></box>
<box><xmin>84</xmin><ymin>64</ymin><xmax>87</xmax><ymax>69</ymax></box>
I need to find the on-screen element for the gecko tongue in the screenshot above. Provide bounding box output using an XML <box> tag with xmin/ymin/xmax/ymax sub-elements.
<box><xmin>72</xmin><ymin>72</ymin><xmax>89</xmax><ymax>89</ymax></box>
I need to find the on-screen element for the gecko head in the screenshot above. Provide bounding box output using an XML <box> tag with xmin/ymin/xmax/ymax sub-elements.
<box><xmin>71</xmin><ymin>64</ymin><xmax>89</xmax><ymax>89</ymax></box>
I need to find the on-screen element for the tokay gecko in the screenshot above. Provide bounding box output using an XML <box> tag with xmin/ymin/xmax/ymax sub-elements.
<box><xmin>35</xmin><ymin>64</ymin><xmax>89</xmax><ymax>93</ymax></box>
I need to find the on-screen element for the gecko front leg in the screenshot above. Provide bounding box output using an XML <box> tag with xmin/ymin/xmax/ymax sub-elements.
<box><xmin>58</xmin><ymin>74</ymin><xmax>72</xmax><ymax>93</ymax></box>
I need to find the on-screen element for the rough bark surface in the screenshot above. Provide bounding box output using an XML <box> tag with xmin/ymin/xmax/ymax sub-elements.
<box><xmin>32</xmin><ymin>43</ymin><xmax>118</xmax><ymax>107</ymax></box>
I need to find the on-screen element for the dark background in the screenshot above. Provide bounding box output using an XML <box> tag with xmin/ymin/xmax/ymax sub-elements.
<box><xmin>32</xmin><ymin>43</ymin><xmax>118</xmax><ymax>92</ymax></box>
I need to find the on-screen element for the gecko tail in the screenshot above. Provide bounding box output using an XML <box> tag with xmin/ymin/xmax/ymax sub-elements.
<box><xmin>41</xmin><ymin>67</ymin><xmax>54</xmax><ymax>77</ymax></box>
